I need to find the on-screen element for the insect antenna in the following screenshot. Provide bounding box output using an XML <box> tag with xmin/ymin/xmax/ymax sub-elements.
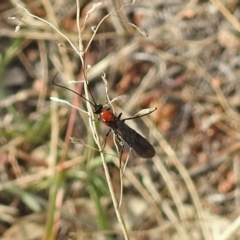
<box><xmin>52</xmin><ymin>73</ymin><xmax>97</xmax><ymax>109</ymax></box>
<box><xmin>85</xmin><ymin>79</ymin><xmax>98</xmax><ymax>107</ymax></box>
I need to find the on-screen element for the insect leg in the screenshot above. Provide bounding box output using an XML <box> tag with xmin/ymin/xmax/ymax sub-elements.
<box><xmin>113</xmin><ymin>133</ymin><xmax>125</xmax><ymax>169</ymax></box>
<box><xmin>117</xmin><ymin>113</ymin><xmax>122</xmax><ymax>119</ymax></box>
<box><xmin>100</xmin><ymin>128</ymin><xmax>111</xmax><ymax>152</ymax></box>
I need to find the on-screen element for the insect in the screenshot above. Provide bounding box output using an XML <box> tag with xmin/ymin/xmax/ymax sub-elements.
<box><xmin>52</xmin><ymin>74</ymin><xmax>156</xmax><ymax>158</ymax></box>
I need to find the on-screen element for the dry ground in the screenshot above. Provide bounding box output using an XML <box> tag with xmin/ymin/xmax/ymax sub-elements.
<box><xmin>1</xmin><ymin>0</ymin><xmax>240</xmax><ymax>239</ymax></box>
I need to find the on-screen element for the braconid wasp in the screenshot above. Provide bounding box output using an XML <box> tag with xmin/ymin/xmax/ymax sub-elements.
<box><xmin>52</xmin><ymin>73</ymin><xmax>156</xmax><ymax>159</ymax></box>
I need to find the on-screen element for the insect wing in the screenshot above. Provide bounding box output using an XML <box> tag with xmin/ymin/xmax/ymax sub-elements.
<box><xmin>113</xmin><ymin>119</ymin><xmax>156</xmax><ymax>158</ymax></box>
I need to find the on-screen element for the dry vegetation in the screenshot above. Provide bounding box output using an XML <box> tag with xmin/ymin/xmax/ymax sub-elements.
<box><xmin>1</xmin><ymin>0</ymin><xmax>240</xmax><ymax>239</ymax></box>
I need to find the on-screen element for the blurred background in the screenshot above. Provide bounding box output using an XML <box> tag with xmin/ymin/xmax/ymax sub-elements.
<box><xmin>1</xmin><ymin>0</ymin><xmax>240</xmax><ymax>239</ymax></box>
